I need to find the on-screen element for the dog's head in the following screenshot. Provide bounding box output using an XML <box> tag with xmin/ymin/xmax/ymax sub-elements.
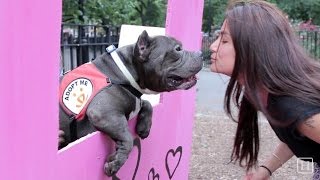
<box><xmin>133</xmin><ymin>30</ymin><xmax>202</xmax><ymax>92</ymax></box>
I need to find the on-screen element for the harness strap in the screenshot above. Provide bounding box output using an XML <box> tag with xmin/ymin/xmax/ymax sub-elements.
<box><xmin>69</xmin><ymin>115</ymin><xmax>78</xmax><ymax>141</ymax></box>
<box><xmin>106</xmin><ymin>45</ymin><xmax>159</xmax><ymax>95</ymax></box>
<box><xmin>110</xmin><ymin>80</ymin><xmax>143</xmax><ymax>98</ymax></box>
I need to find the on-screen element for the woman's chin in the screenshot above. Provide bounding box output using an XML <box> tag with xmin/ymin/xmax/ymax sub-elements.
<box><xmin>210</xmin><ymin>64</ymin><xmax>218</xmax><ymax>72</ymax></box>
<box><xmin>209</xmin><ymin>66</ymin><xmax>231</xmax><ymax>77</ymax></box>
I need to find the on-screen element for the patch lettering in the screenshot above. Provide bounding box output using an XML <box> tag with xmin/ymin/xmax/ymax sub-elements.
<box><xmin>62</xmin><ymin>78</ymin><xmax>93</xmax><ymax>114</ymax></box>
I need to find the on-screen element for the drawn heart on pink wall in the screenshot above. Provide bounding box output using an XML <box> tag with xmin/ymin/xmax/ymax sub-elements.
<box><xmin>148</xmin><ymin>167</ymin><xmax>160</xmax><ymax>180</ymax></box>
<box><xmin>165</xmin><ymin>146</ymin><xmax>182</xmax><ymax>179</ymax></box>
<box><xmin>112</xmin><ymin>137</ymin><xmax>141</xmax><ymax>180</ymax></box>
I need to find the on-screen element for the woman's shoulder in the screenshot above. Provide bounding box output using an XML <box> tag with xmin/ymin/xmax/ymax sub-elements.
<box><xmin>268</xmin><ymin>94</ymin><xmax>306</xmax><ymax>110</ymax></box>
<box><xmin>267</xmin><ymin>94</ymin><xmax>320</xmax><ymax>124</ymax></box>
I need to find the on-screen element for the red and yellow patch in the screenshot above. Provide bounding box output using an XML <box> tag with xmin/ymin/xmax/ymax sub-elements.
<box><xmin>59</xmin><ymin>63</ymin><xmax>110</xmax><ymax>120</ymax></box>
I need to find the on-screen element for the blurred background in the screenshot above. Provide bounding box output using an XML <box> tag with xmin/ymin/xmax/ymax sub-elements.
<box><xmin>60</xmin><ymin>0</ymin><xmax>320</xmax><ymax>74</ymax></box>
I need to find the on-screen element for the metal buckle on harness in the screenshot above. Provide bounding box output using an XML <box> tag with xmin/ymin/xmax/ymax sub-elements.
<box><xmin>106</xmin><ymin>77</ymin><xmax>112</xmax><ymax>84</ymax></box>
<box><xmin>106</xmin><ymin>45</ymin><xmax>117</xmax><ymax>53</ymax></box>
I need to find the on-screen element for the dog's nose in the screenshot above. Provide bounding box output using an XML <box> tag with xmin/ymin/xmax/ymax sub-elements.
<box><xmin>195</xmin><ymin>51</ymin><xmax>202</xmax><ymax>56</ymax></box>
<box><xmin>195</xmin><ymin>51</ymin><xmax>204</xmax><ymax>61</ymax></box>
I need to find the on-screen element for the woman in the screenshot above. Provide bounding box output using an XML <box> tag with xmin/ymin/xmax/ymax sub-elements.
<box><xmin>209</xmin><ymin>1</ymin><xmax>320</xmax><ymax>179</ymax></box>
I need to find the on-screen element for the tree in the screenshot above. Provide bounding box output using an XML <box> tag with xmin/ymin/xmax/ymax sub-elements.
<box><xmin>133</xmin><ymin>0</ymin><xmax>166</xmax><ymax>26</ymax></box>
<box><xmin>62</xmin><ymin>0</ymin><xmax>167</xmax><ymax>27</ymax></box>
<box><xmin>62</xmin><ymin>0</ymin><xmax>85</xmax><ymax>23</ymax></box>
<box><xmin>268</xmin><ymin>0</ymin><xmax>320</xmax><ymax>25</ymax></box>
<box><xmin>202</xmin><ymin>0</ymin><xmax>228</xmax><ymax>35</ymax></box>
<box><xmin>85</xmin><ymin>0</ymin><xmax>134</xmax><ymax>25</ymax></box>
<box><xmin>201</xmin><ymin>0</ymin><xmax>320</xmax><ymax>35</ymax></box>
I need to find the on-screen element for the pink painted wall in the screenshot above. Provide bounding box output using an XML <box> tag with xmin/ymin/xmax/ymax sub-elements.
<box><xmin>0</xmin><ymin>0</ymin><xmax>204</xmax><ymax>179</ymax></box>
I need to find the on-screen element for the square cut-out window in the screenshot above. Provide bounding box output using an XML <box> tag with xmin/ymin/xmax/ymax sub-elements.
<box><xmin>59</xmin><ymin>25</ymin><xmax>165</xmax><ymax>151</ymax></box>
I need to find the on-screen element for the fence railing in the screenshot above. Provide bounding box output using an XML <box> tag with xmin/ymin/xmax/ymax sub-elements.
<box><xmin>60</xmin><ymin>24</ymin><xmax>120</xmax><ymax>74</ymax></box>
<box><xmin>201</xmin><ymin>30</ymin><xmax>320</xmax><ymax>66</ymax></box>
<box><xmin>60</xmin><ymin>25</ymin><xmax>320</xmax><ymax>73</ymax></box>
<box><xmin>298</xmin><ymin>31</ymin><xmax>320</xmax><ymax>59</ymax></box>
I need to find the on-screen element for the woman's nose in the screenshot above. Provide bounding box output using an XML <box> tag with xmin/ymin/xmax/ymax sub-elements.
<box><xmin>210</xmin><ymin>39</ymin><xmax>219</xmax><ymax>53</ymax></box>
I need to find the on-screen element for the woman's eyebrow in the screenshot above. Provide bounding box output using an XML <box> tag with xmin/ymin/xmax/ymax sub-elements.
<box><xmin>220</xmin><ymin>31</ymin><xmax>230</xmax><ymax>36</ymax></box>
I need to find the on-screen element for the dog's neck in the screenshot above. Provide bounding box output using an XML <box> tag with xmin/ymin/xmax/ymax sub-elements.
<box><xmin>113</xmin><ymin>45</ymin><xmax>159</xmax><ymax>94</ymax></box>
<box><xmin>112</xmin><ymin>45</ymin><xmax>139</xmax><ymax>83</ymax></box>
<box><xmin>93</xmin><ymin>45</ymin><xmax>138</xmax><ymax>84</ymax></box>
<box><xmin>93</xmin><ymin>45</ymin><xmax>158</xmax><ymax>95</ymax></box>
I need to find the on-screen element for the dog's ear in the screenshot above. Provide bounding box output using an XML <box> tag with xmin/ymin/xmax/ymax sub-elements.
<box><xmin>134</xmin><ymin>30</ymin><xmax>151</xmax><ymax>62</ymax></box>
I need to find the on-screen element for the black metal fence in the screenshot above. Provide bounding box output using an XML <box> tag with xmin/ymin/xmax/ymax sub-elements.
<box><xmin>60</xmin><ymin>24</ymin><xmax>120</xmax><ymax>74</ymax></box>
<box><xmin>201</xmin><ymin>30</ymin><xmax>320</xmax><ymax>66</ymax></box>
<box><xmin>298</xmin><ymin>31</ymin><xmax>320</xmax><ymax>59</ymax></box>
<box><xmin>60</xmin><ymin>25</ymin><xmax>320</xmax><ymax>72</ymax></box>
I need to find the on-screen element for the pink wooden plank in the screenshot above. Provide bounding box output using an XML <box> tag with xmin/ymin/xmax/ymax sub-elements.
<box><xmin>0</xmin><ymin>0</ymin><xmax>61</xmax><ymax>179</ymax></box>
<box><xmin>166</xmin><ymin>0</ymin><xmax>204</xmax><ymax>51</ymax></box>
<box><xmin>163</xmin><ymin>1</ymin><xmax>204</xmax><ymax>177</ymax></box>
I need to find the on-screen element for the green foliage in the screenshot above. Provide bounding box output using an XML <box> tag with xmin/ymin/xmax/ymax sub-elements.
<box><xmin>62</xmin><ymin>0</ymin><xmax>166</xmax><ymax>26</ymax></box>
<box><xmin>62</xmin><ymin>0</ymin><xmax>84</xmax><ymax>23</ymax></box>
<box><xmin>84</xmin><ymin>0</ymin><xmax>134</xmax><ymax>25</ymax></box>
<box><xmin>132</xmin><ymin>0</ymin><xmax>167</xmax><ymax>26</ymax></box>
<box><xmin>267</xmin><ymin>0</ymin><xmax>320</xmax><ymax>25</ymax></box>
<box><xmin>202</xmin><ymin>0</ymin><xmax>228</xmax><ymax>34</ymax></box>
<box><xmin>201</xmin><ymin>0</ymin><xmax>320</xmax><ymax>35</ymax></box>
<box><xmin>63</xmin><ymin>0</ymin><xmax>320</xmax><ymax>33</ymax></box>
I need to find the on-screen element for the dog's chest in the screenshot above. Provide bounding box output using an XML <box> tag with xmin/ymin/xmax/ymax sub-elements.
<box><xmin>128</xmin><ymin>97</ymin><xmax>142</xmax><ymax>120</ymax></box>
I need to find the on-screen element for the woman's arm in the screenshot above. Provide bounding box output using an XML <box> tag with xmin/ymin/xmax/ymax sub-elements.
<box><xmin>297</xmin><ymin>113</ymin><xmax>320</xmax><ymax>144</ymax></box>
<box><xmin>246</xmin><ymin>142</ymin><xmax>294</xmax><ymax>179</ymax></box>
<box><xmin>261</xmin><ymin>142</ymin><xmax>294</xmax><ymax>172</ymax></box>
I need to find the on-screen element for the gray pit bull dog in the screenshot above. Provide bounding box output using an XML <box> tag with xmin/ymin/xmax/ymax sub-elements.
<box><xmin>59</xmin><ymin>30</ymin><xmax>202</xmax><ymax>176</ymax></box>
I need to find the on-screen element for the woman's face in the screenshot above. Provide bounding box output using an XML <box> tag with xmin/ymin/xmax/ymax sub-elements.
<box><xmin>210</xmin><ymin>21</ymin><xmax>236</xmax><ymax>76</ymax></box>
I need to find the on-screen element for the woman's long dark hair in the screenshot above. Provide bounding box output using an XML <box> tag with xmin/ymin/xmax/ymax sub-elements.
<box><xmin>224</xmin><ymin>0</ymin><xmax>320</xmax><ymax>170</ymax></box>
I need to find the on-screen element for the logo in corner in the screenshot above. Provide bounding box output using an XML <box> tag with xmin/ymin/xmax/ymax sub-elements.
<box><xmin>62</xmin><ymin>78</ymin><xmax>93</xmax><ymax>114</ymax></box>
<box><xmin>297</xmin><ymin>157</ymin><xmax>314</xmax><ymax>174</ymax></box>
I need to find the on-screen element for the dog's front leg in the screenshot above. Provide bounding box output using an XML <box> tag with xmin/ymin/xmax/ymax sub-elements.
<box><xmin>136</xmin><ymin>100</ymin><xmax>153</xmax><ymax>139</ymax></box>
<box><xmin>87</xmin><ymin>109</ymin><xmax>133</xmax><ymax>176</ymax></box>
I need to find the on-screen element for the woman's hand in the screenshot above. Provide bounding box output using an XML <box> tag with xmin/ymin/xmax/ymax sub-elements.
<box><xmin>243</xmin><ymin>167</ymin><xmax>271</xmax><ymax>180</ymax></box>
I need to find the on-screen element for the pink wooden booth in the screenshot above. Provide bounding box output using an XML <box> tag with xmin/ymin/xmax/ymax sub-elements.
<box><xmin>0</xmin><ymin>0</ymin><xmax>203</xmax><ymax>179</ymax></box>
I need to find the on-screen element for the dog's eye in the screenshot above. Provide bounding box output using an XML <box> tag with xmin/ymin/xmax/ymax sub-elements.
<box><xmin>175</xmin><ymin>45</ymin><xmax>182</xmax><ymax>52</ymax></box>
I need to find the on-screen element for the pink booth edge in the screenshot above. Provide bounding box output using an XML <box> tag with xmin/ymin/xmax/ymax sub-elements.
<box><xmin>0</xmin><ymin>0</ymin><xmax>204</xmax><ymax>179</ymax></box>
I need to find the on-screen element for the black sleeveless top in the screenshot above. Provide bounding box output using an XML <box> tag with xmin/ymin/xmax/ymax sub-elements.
<box><xmin>267</xmin><ymin>94</ymin><xmax>320</xmax><ymax>163</ymax></box>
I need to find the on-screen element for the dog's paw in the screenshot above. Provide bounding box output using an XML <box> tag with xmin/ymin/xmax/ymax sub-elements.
<box><xmin>104</xmin><ymin>161</ymin><xmax>121</xmax><ymax>177</ymax></box>
<box><xmin>136</xmin><ymin>123</ymin><xmax>150</xmax><ymax>139</ymax></box>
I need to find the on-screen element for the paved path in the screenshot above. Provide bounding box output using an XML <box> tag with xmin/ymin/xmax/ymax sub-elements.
<box><xmin>195</xmin><ymin>69</ymin><xmax>229</xmax><ymax>112</ymax></box>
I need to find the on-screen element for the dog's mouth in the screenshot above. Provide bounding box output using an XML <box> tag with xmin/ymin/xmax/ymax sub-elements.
<box><xmin>167</xmin><ymin>74</ymin><xmax>198</xmax><ymax>90</ymax></box>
